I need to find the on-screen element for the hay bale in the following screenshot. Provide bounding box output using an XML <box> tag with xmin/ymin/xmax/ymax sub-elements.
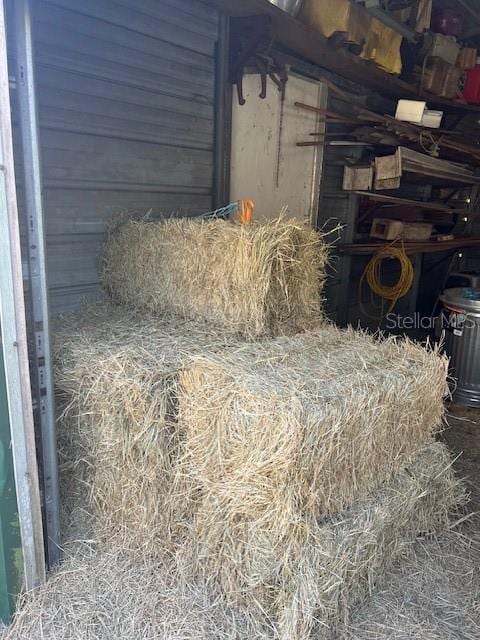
<box><xmin>53</xmin><ymin>304</ymin><xmax>457</xmax><ymax>639</ymax></box>
<box><xmin>55</xmin><ymin>304</ymin><xmax>449</xmax><ymax>551</ymax></box>
<box><xmin>175</xmin><ymin>442</ymin><xmax>463</xmax><ymax>640</ymax></box>
<box><xmin>102</xmin><ymin>216</ymin><xmax>329</xmax><ymax>338</ymax></box>
<box><xmin>337</xmin><ymin>524</ymin><xmax>480</xmax><ymax>640</ymax></box>
<box><xmin>0</xmin><ymin>542</ymin><xmax>254</xmax><ymax>640</ymax></box>
<box><xmin>2</xmin><ymin>446</ymin><xmax>465</xmax><ymax>640</ymax></box>
<box><xmin>175</xmin><ymin>326</ymin><xmax>449</xmax><ymax>520</ymax></box>
<box><xmin>55</xmin><ymin>305</ymin><xmax>236</xmax><ymax>549</ymax></box>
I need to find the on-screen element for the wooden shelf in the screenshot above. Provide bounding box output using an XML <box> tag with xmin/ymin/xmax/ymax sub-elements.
<box><xmin>354</xmin><ymin>191</ymin><xmax>473</xmax><ymax>215</ymax></box>
<box><xmin>374</xmin><ymin>147</ymin><xmax>480</xmax><ymax>189</ymax></box>
<box><xmin>341</xmin><ymin>237</ymin><xmax>480</xmax><ymax>256</ymax></box>
<box><xmin>204</xmin><ymin>0</ymin><xmax>480</xmax><ymax>114</ymax></box>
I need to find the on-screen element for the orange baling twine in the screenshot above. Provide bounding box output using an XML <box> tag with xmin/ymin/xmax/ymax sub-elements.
<box><xmin>237</xmin><ymin>198</ymin><xmax>255</xmax><ymax>224</ymax></box>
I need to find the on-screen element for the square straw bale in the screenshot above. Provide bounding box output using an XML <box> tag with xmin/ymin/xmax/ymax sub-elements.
<box><xmin>172</xmin><ymin>443</ymin><xmax>463</xmax><ymax>640</ymax></box>
<box><xmin>175</xmin><ymin>324</ymin><xmax>449</xmax><ymax>522</ymax></box>
<box><xmin>102</xmin><ymin>216</ymin><xmax>329</xmax><ymax>338</ymax></box>
<box><xmin>54</xmin><ymin>304</ymin><xmax>238</xmax><ymax>547</ymax></box>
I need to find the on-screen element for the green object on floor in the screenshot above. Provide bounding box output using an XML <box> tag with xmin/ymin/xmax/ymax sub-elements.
<box><xmin>0</xmin><ymin>341</ymin><xmax>23</xmax><ymax>623</ymax></box>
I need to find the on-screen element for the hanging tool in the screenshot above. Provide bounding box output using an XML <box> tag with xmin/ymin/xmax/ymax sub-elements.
<box><xmin>229</xmin><ymin>16</ymin><xmax>288</xmax><ymax>106</ymax></box>
<box><xmin>275</xmin><ymin>88</ymin><xmax>286</xmax><ymax>188</ymax></box>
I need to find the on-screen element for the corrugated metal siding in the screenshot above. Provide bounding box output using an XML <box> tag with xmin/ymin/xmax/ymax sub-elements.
<box><xmin>9</xmin><ymin>0</ymin><xmax>218</xmax><ymax>313</ymax></box>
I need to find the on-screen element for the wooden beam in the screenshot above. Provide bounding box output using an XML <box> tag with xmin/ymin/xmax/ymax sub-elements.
<box><xmin>203</xmin><ymin>0</ymin><xmax>480</xmax><ymax>113</ymax></box>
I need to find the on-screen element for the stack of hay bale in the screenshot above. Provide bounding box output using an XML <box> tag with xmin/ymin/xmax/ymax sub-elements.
<box><xmin>52</xmin><ymin>216</ymin><xmax>462</xmax><ymax>640</ymax></box>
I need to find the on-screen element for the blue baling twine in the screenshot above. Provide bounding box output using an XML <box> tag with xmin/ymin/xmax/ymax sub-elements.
<box><xmin>198</xmin><ymin>202</ymin><xmax>239</xmax><ymax>220</ymax></box>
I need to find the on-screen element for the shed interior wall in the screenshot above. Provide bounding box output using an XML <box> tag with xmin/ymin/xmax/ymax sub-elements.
<box><xmin>7</xmin><ymin>0</ymin><xmax>219</xmax><ymax>313</ymax></box>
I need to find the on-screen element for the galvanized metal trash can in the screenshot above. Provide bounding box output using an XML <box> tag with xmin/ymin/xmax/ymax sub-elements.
<box><xmin>440</xmin><ymin>287</ymin><xmax>480</xmax><ymax>407</ymax></box>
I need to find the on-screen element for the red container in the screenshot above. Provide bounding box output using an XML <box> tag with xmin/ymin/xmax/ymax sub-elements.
<box><xmin>431</xmin><ymin>8</ymin><xmax>463</xmax><ymax>37</ymax></box>
<box><xmin>463</xmin><ymin>65</ymin><xmax>480</xmax><ymax>104</ymax></box>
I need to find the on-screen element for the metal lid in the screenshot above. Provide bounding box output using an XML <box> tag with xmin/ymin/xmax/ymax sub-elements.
<box><xmin>440</xmin><ymin>287</ymin><xmax>480</xmax><ymax>313</ymax></box>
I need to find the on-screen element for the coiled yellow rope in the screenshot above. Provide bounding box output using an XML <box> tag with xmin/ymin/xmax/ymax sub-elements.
<box><xmin>360</xmin><ymin>242</ymin><xmax>415</xmax><ymax>321</ymax></box>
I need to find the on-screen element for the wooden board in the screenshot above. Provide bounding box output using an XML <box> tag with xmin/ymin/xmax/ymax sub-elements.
<box><xmin>230</xmin><ymin>73</ymin><xmax>326</xmax><ymax>224</ymax></box>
